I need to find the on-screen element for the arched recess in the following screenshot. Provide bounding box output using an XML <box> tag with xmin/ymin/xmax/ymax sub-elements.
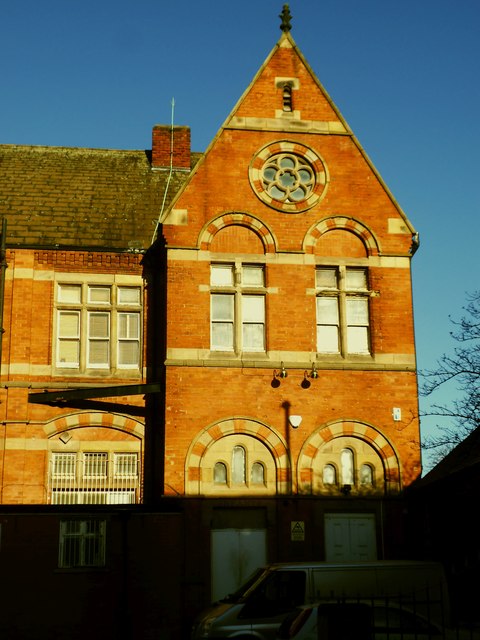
<box><xmin>297</xmin><ymin>419</ymin><xmax>401</xmax><ymax>495</ymax></box>
<box><xmin>44</xmin><ymin>412</ymin><xmax>145</xmax><ymax>504</ymax></box>
<box><xmin>185</xmin><ymin>417</ymin><xmax>290</xmax><ymax>495</ymax></box>
<box><xmin>304</xmin><ymin>216</ymin><xmax>380</xmax><ymax>256</ymax></box>
<box><xmin>198</xmin><ymin>213</ymin><xmax>277</xmax><ymax>253</ymax></box>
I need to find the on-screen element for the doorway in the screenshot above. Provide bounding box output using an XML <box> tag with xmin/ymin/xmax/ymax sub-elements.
<box><xmin>211</xmin><ymin>528</ymin><xmax>267</xmax><ymax>601</ymax></box>
<box><xmin>324</xmin><ymin>513</ymin><xmax>377</xmax><ymax>561</ymax></box>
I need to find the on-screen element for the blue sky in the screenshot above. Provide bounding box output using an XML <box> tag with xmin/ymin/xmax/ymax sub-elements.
<box><xmin>1</xmin><ymin>0</ymin><xmax>479</xmax><ymax>470</ymax></box>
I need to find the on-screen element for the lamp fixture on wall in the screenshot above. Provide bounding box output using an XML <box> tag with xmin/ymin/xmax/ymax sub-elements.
<box><xmin>274</xmin><ymin>362</ymin><xmax>288</xmax><ymax>379</ymax></box>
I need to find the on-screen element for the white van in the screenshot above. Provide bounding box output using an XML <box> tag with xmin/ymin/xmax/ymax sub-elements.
<box><xmin>191</xmin><ymin>561</ymin><xmax>449</xmax><ymax>640</ymax></box>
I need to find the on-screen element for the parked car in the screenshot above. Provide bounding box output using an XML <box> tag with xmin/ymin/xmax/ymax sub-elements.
<box><xmin>191</xmin><ymin>561</ymin><xmax>448</xmax><ymax>639</ymax></box>
<box><xmin>277</xmin><ymin>600</ymin><xmax>475</xmax><ymax>640</ymax></box>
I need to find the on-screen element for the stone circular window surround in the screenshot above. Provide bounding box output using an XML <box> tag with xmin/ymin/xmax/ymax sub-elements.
<box><xmin>249</xmin><ymin>141</ymin><xmax>328</xmax><ymax>213</ymax></box>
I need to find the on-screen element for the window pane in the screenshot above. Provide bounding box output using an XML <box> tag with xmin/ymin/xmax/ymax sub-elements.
<box><xmin>243</xmin><ymin>266</ymin><xmax>264</xmax><ymax>287</ymax></box>
<box><xmin>52</xmin><ymin>453</ymin><xmax>76</xmax><ymax>477</ymax></box>
<box><xmin>347</xmin><ymin>326</ymin><xmax>369</xmax><ymax>354</ymax></box>
<box><xmin>88</xmin><ymin>286</ymin><xmax>110</xmax><ymax>304</ymax></box>
<box><xmin>211</xmin><ymin>265</ymin><xmax>234</xmax><ymax>286</ymax></box>
<box><xmin>211</xmin><ymin>294</ymin><xmax>234</xmax><ymax>321</ymax></box>
<box><xmin>214</xmin><ymin>462</ymin><xmax>227</xmax><ymax>484</ymax></box>
<box><xmin>58</xmin><ymin>311</ymin><xmax>80</xmax><ymax>338</ymax></box>
<box><xmin>341</xmin><ymin>449</ymin><xmax>354</xmax><ymax>485</ymax></box>
<box><xmin>88</xmin><ymin>312</ymin><xmax>110</xmax><ymax>338</ymax></box>
<box><xmin>114</xmin><ymin>453</ymin><xmax>137</xmax><ymax>477</ymax></box>
<box><xmin>360</xmin><ymin>464</ymin><xmax>373</xmax><ymax>486</ymax></box>
<box><xmin>84</xmin><ymin>453</ymin><xmax>107</xmax><ymax>477</ymax></box>
<box><xmin>346</xmin><ymin>298</ymin><xmax>369</xmax><ymax>325</ymax></box>
<box><xmin>58</xmin><ymin>311</ymin><xmax>80</xmax><ymax>366</ymax></box>
<box><xmin>88</xmin><ymin>341</ymin><xmax>109</xmax><ymax>365</ymax></box>
<box><xmin>251</xmin><ymin>462</ymin><xmax>265</xmax><ymax>485</ymax></box>
<box><xmin>118</xmin><ymin>341</ymin><xmax>139</xmax><ymax>365</ymax></box>
<box><xmin>88</xmin><ymin>313</ymin><xmax>110</xmax><ymax>366</ymax></box>
<box><xmin>243</xmin><ymin>324</ymin><xmax>265</xmax><ymax>351</ymax></box>
<box><xmin>58</xmin><ymin>284</ymin><xmax>81</xmax><ymax>304</ymax></box>
<box><xmin>58</xmin><ymin>340</ymin><xmax>80</xmax><ymax>365</ymax></box>
<box><xmin>323</xmin><ymin>464</ymin><xmax>336</xmax><ymax>485</ymax></box>
<box><xmin>316</xmin><ymin>269</ymin><xmax>338</xmax><ymax>289</ymax></box>
<box><xmin>346</xmin><ymin>269</ymin><xmax>367</xmax><ymax>291</ymax></box>
<box><xmin>316</xmin><ymin>297</ymin><xmax>339</xmax><ymax>323</ymax></box>
<box><xmin>118</xmin><ymin>313</ymin><xmax>139</xmax><ymax>339</ymax></box>
<box><xmin>89</xmin><ymin>312</ymin><xmax>110</xmax><ymax>338</ymax></box>
<box><xmin>232</xmin><ymin>446</ymin><xmax>246</xmax><ymax>484</ymax></box>
<box><xmin>243</xmin><ymin>295</ymin><xmax>265</xmax><ymax>322</ymax></box>
<box><xmin>117</xmin><ymin>286</ymin><xmax>141</xmax><ymax>305</ymax></box>
<box><xmin>317</xmin><ymin>325</ymin><xmax>339</xmax><ymax>353</ymax></box>
<box><xmin>211</xmin><ymin>323</ymin><xmax>234</xmax><ymax>350</ymax></box>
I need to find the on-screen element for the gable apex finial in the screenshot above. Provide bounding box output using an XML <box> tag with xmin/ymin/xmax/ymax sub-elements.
<box><xmin>279</xmin><ymin>4</ymin><xmax>292</xmax><ymax>32</ymax></box>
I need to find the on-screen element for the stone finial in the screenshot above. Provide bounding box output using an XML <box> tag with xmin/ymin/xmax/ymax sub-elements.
<box><xmin>279</xmin><ymin>4</ymin><xmax>292</xmax><ymax>32</ymax></box>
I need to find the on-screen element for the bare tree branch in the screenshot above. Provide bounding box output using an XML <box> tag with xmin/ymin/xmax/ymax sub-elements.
<box><xmin>419</xmin><ymin>291</ymin><xmax>480</xmax><ymax>464</ymax></box>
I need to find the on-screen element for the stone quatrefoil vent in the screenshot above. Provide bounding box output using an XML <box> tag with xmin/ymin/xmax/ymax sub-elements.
<box><xmin>249</xmin><ymin>141</ymin><xmax>328</xmax><ymax>213</ymax></box>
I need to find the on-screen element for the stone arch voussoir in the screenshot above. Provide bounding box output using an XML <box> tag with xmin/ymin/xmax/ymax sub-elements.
<box><xmin>297</xmin><ymin>419</ymin><xmax>400</xmax><ymax>494</ymax></box>
<box><xmin>304</xmin><ymin>216</ymin><xmax>380</xmax><ymax>256</ymax></box>
<box><xmin>186</xmin><ymin>417</ymin><xmax>290</xmax><ymax>495</ymax></box>
<box><xmin>44</xmin><ymin>411</ymin><xmax>145</xmax><ymax>439</ymax></box>
<box><xmin>198</xmin><ymin>213</ymin><xmax>277</xmax><ymax>253</ymax></box>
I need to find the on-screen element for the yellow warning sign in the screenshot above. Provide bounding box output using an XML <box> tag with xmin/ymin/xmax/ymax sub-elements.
<box><xmin>291</xmin><ymin>520</ymin><xmax>305</xmax><ymax>541</ymax></box>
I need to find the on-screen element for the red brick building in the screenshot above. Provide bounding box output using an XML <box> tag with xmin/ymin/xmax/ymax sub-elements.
<box><xmin>0</xmin><ymin>10</ymin><xmax>424</xmax><ymax>637</ymax></box>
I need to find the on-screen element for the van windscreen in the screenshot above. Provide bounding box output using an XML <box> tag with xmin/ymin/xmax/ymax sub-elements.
<box><xmin>220</xmin><ymin>567</ymin><xmax>269</xmax><ymax>603</ymax></box>
<box><xmin>242</xmin><ymin>570</ymin><xmax>307</xmax><ymax>616</ymax></box>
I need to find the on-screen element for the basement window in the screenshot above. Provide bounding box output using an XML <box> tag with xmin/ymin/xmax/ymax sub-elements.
<box><xmin>58</xmin><ymin>519</ymin><xmax>106</xmax><ymax>569</ymax></box>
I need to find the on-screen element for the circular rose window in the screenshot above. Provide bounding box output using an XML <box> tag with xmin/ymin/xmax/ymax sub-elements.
<box><xmin>249</xmin><ymin>141</ymin><xmax>328</xmax><ymax>213</ymax></box>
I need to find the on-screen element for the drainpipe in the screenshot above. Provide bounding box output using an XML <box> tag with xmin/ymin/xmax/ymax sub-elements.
<box><xmin>0</xmin><ymin>219</ymin><xmax>7</xmax><ymax>376</ymax></box>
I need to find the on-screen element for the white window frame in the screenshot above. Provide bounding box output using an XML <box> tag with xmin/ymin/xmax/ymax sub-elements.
<box><xmin>316</xmin><ymin>266</ymin><xmax>371</xmax><ymax>356</ymax></box>
<box><xmin>210</xmin><ymin>263</ymin><xmax>266</xmax><ymax>354</ymax></box>
<box><xmin>55</xmin><ymin>281</ymin><xmax>142</xmax><ymax>372</ymax></box>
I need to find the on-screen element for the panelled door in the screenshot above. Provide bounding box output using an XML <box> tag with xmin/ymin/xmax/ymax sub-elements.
<box><xmin>324</xmin><ymin>513</ymin><xmax>377</xmax><ymax>561</ymax></box>
<box><xmin>211</xmin><ymin>528</ymin><xmax>266</xmax><ymax>601</ymax></box>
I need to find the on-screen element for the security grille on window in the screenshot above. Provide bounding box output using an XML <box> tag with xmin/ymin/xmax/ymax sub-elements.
<box><xmin>83</xmin><ymin>452</ymin><xmax>108</xmax><ymax>478</ymax></box>
<box><xmin>114</xmin><ymin>453</ymin><xmax>138</xmax><ymax>477</ymax></box>
<box><xmin>316</xmin><ymin>267</ymin><xmax>370</xmax><ymax>355</ymax></box>
<box><xmin>210</xmin><ymin>264</ymin><xmax>266</xmax><ymax>353</ymax></box>
<box><xmin>49</xmin><ymin>452</ymin><xmax>140</xmax><ymax>505</ymax></box>
<box><xmin>56</xmin><ymin>283</ymin><xmax>141</xmax><ymax>371</ymax></box>
<box><xmin>58</xmin><ymin>519</ymin><xmax>106</xmax><ymax>568</ymax></box>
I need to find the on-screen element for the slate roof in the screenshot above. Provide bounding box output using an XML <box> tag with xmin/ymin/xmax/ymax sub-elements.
<box><xmin>0</xmin><ymin>144</ymin><xmax>201</xmax><ymax>251</ymax></box>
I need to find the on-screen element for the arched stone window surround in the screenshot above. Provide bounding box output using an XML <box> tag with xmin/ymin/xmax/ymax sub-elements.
<box><xmin>297</xmin><ymin>419</ymin><xmax>401</xmax><ymax>494</ymax></box>
<box><xmin>43</xmin><ymin>411</ymin><xmax>145</xmax><ymax>440</ymax></box>
<box><xmin>198</xmin><ymin>213</ymin><xmax>277</xmax><ymax>253</ymax></box>
<box><xmin>185</xmin><ymin>417</ymin><xmax>290</xmax><ymax>495</ymax></box>
<box><xmin>304</xmin><ymin>216</ymin><xmax>380</xmax><ymax>256</ymax></box>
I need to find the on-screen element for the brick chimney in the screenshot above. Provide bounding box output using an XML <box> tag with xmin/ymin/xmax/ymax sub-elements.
<box><xmin>151</xmin><ymin>125</ymin><xmax>191</xmax><ymax>169</ymax></box>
